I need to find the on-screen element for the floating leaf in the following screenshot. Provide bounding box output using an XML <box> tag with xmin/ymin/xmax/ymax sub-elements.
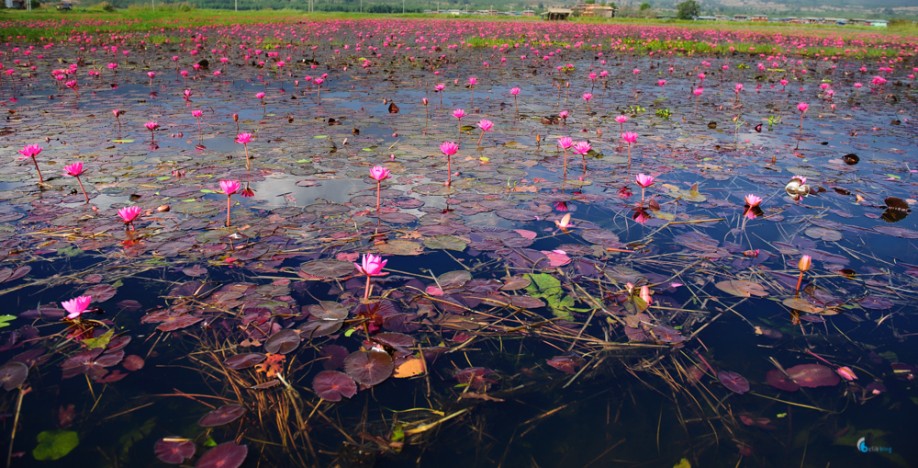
<box><xmin>393</xmin><ymin>356</ymin><xmax>426</xmax><ymax>378</ymax></box>
<box><xmin>299</xmin><ymin>259</ymin><xmax>354</xmax><ymax>280</ymax></box>
<box><xmin>312</xmin><ymin>370</ymin><xmax>358</xmax><ymax>401</ymax></box>
<box><xmin>195</xmin><ymin>442</ymin><xmax>248</xmax><ymax>468</ymax></box>
<box><xmin>198</xmin><ymin>405</ymin><xmax>246</xmax><ymax>427</ymax></box>
<box><xmin>715</xmin><ymin>280</ymin><xmax>768</xmax><ymax>298</ymax></box>
<box><xmin>804</xmin><ymin>227</ymin><xmax>842</xmax><ymax>242</ymax></box>
<box><xmin>344</xmin><ymin>350</ymin><xmax>394</xmax><ymax>387</ymax></box>
<box><xmin>154</xmin><ymin>438</ymin><xmax>195</xmax><ymax>464</ymax></box>
<box><xmin>437</xmin><ymin>270</ymin><xmax>472</xmax><ymax>289</ymax></box>
<box><xmin>263</xmin><ymin>329</ymin><xmax>301</xmax><ymax>355</ymax></box>
<box><xmin>765</xmin><ymin>369</ymin><xmax>800</xmax><ymax>392</ymax></box>
<box><xmin>500</xmin><ymin>276</ymin><xmax>531</xmax><ymax>291</ymax></box>
<box><xmin>546</xmin><ymin>355</ymin><xmax>582</xmax><ymax>375</ymax></box>
<box><xmin>33</xmin><ymin>430</ymin><xmax>79</xmax><ymax>461</ymax></box>
<box><xmin>717</xmin><ymin>370</ymin><xmax>750</xmax><ymax>394</ymax></box>
<box><xmin>785</xmin><ymin>364</ymin><xmax>840</xmax><ymax>388</ymax></box>
<box><xmin>0</xmin><ymin>361</ymin><xmax>29</xmax><ymax>391</ymax></box>
<box><xmin>376</xmin><ymin>239</ymin><xmax>424</xmax><ymax>256</ymax></box>
<box><xmin>224</xmin><ymin>353</ymin><xmax>266</xmax><ymax>370</ymax></box>
<box><xmin>782</xmin><ymin>297</ymin><xmax>826</xmax><ymax>314</ymax></box>
<box><xmin>423</xmin><ymin>235</ymin><xmax>467</xmax><ymax>251</ymax></box>
<box><xmin>0</xmin><ymin>314</ymin><xmax>16</xmax><ymax>329</ymax></box>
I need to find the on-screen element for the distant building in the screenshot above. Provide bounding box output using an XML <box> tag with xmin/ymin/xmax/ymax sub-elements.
<box><xmin>572</xmin><ymin>4</ymin><xmax>616</xmax><ymax>18</ymax></box>
<box><xmin>543</xmin><ymin>8</ymin><xmax>573</xmax><ymax>20</ymax></box>
<box><xmin>4</xmin><ymin>0</ymin><xmax>27</xmax><ymax>8</ymax></box>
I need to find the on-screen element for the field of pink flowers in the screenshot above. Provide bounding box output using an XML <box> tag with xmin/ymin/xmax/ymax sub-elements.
<box><xmin>0</xmin><ymin>17</ymin><xmax>916</xmax><ymax>467</ymax></box>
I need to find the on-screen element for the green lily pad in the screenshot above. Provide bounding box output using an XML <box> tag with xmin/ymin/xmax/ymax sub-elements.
<box><xmin>376</xmin><ymin>240</ymin><xmax>424</xmax><ymax>256</ymax></box>
<box><xmin>33</xmin><ymin>430</ymin><xmax>79</xmax><ymax>461</ymax></box>
<box><xmin>423</xmin><ymin>235</ymin><xmax>467</xmax><ymax>252</ymax></box>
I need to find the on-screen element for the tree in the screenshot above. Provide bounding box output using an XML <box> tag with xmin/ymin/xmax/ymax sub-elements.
<box><xmin>639</xmin><ymin>2</ymin><xmax>651</xmax><ymax>11</ymax></box>
<box><xmin>676</xmin><ymin>0</ymin><xmax>700</xmax><ymax>20</ymax></box>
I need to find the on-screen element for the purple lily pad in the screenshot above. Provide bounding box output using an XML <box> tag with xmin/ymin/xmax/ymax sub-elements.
<box><xmin>154</xmin><ymin>438</ymin><xmax>196</xmax><ymax>464</ymax></box>
<box><xmin>717</xmin><ymin>370</ymin><xmax>750</xmax><ymax>394</ymax></box>
<box><xmin>312</xmin><ymin>370</ymin><xmax>358</xmax><ymax>402</ymax></box>
<box><xmin>263</xmin><ymin>329</ymin><xmax>301</xmax><ymax>355</ymax></box>
<box><xmin>765</xmin><ymin>369</ymin><xmax>801</xmax><ymax>392</ymax></box>
<box><xmin>546</xmin><ymin>355</ymin><xmax>583</xmax><ymax>375</ymax></box>
<box><xmin>0</xmin><ymin>361</ymin><xmax>29</xmax><ymax>391</ymax></box>
<box><xmin>344</xmin><ymin>350</ymin><xmax>394</xmax><ymax>387</ymax></box>
<box><xmin>198</xmin><ymin>404</ymin><xmax>247</xmax><ymax>427</ymax></box>
<box><xmin>224</xmin><ymin>353</ymin><xmax>266</xmax><ymax>370</ymax></box>
<box><xmin>195</xmin><ymin>442</ymin><xmax>248</xmax><ymax>468</ymax></box>
<box><xmin>786</xmin><ymin>364</ymin><xmax>840</xmax><ymax>388</ymax></box>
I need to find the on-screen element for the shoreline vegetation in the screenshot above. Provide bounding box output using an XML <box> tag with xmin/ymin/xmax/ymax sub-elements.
<box><xmin>0</xmin><ymin>8</ymin><xmax>915</xmax><ymax>58</ymax></box>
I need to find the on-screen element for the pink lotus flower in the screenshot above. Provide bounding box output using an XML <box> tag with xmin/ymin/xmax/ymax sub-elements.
<box><xmin>635</xmin><ymin>173</ymin><xmax>655</xmax><ymax>188</ymax></box>
<box><xmin>477</xmin><ymin>119</ymin><xmax>494</xmax><ymax>132</ymax></box>
<box><xmin>64</xmin><ymin>162</ymin><xmax>85</xmax><ymax>177</ymax></box>
<box><xmin>18</xmin><ymin>144</ymin><xmax>42</xmax><ymax>161</ymax></box>
<box><xmin>434</xmin><ymin>83</ymin><xmax>445</xmax><ymax>92</ymax></box>
<box><xmin>735</xmin><ymin>83</ymin><xmax>744</xmax><ymax>93</ymax></box>
<box><xmin>744</xmin><ymin>194</ymin><xmax>762</xmax><ymax>207</ymax></box>
<box><xmin>509</xmin><ymin>87</ymin><xmax>520</xmax><ymax>96</ymax></box>
<box><xmin>797</xmin><ymin>102</ymin><xmax>809</xmax><ymax>113</ymax></box>
<box><xmin>452</xmin><ymin>108</ymin><xmax>465</xmax><ymax>120</ymax></box>
<box><xmin>118</xmin><ymin>206</ymin><xmax>141</xmax><ymax>230</ymax></box>
<box><xmin>219</xmin><ymin>180</ymin><xmax>240</xmax><ymax>226</ymax></box>
<box><xmin>615</xmin><ymin>115</ymin><xmax>629</xmax><ymax>125</ymax></box>
<box><xmin>236</xmin><ymin>133</ymin><xmax>253</xmax><ymax>144</ymax></box>
<box><xmin>18</xmin><ymin>144</ymin><xmax>45</xmax><ymax>184</ymax></box>
<box><xmin>369</xmin><ymin>165</ymin><xmax>390</xmax><ymax>181</ymax></box>
<box><xmin>61</xmin><ymin>295</ymin><xmax>92</xmax><ymax>320</ymax></box>
<box><xmin>355</xmin><ymin>253</ymin><xmax>387</xmax><ymax>277</ymax></box>
<box><xmin>147</xmin><ymin>71</ymin><xmax>156</xmax><ymax>79</ymax></box>
<box><xmin>571</xmin><ymin>141</ymin><xmax>591</xmax><ymax>156</ymax></box>
<box><xmin>467</xmin><ymin>76</ymin><xmax>477</xmax><ymax>87</ymax></box>
<box><xmin>440</xmin><ymin>141</ymin><xmax>459</xmax><ymax>186</ymax></box>
<box><xmin>219</xmin><ymin>180</ymin><xmax>240</xmax><ymax>195</ymax></box>
<box><xmin>657</xmin><ymin>79</ymin><xmax>667</xmax><ymax>87</ymax></box>
<box><xmin>355</xmin><ymin>253</ymin><xmax>387</xmax><ymax>300</ymax></box>
<box><xmin>621</xmin><ymin>132</ymin><xmax>638</xmax><ymax>145</ymax></box>
<box><xmin>192</xmin><ymin>110</ymin><xmax>203</xmax><ymax>118</ymax></box>
<box><xmin>145</xmin><ymin>121</ymin><xmax>159</xmax><ymax>132</ymax></box>
<box><xmin>582</xmin><ymin>92</ymin><xmax>592</xmax><ymax>102</ymax></box>
<box><xmin>693</xmin><ymin>87</ymin><xmax>704</xmax><ymax>96</ymax></box>
<box><xmin>183</xmin><ymin>89</ymin><xmax>192</xmax><ymax>101</ymax></box>
<box><xmin>440</xmin><ymin>141</ymin><xmax>459</xmax><ymax>156</ymax></box>
<box><xmin>557</xmin><ymin>137</ymin><xmax>573</xmax><ymax>150</ymax></box>
<box><xmin>256</xmin><ymin>92</ymin><xmax>266</xmax><ymax>100</ymax></box>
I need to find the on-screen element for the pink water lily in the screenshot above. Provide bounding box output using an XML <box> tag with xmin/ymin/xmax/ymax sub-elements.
<box><xmin>65</xmin><ymin>162</ymin><xmax>90</xmax><ymax>203</ymax></box>
<box><xmin>355</xmin><ymin>253</ymin><xmax>387</xmax><ymax>300</ymax></box>
<box><xmin>369</xmin><ymin>165</ymin><xmax>390</xmax><ymax>212</ymax></box>
<box><xmin>440</xmin><ymin>141</ymin><xmax>459</xmax><ymax>187</ymax></box>
<box><xmin>744</xmin><ymin>194</ymin><xmax>762</xmax><ymax>207</ymax></box>
<box><xmin>18</xmin><ymin>144</ymin><xmax>45</xmax><ymax>184</ymax></box>
<box><xmin>118</xmin><ymin>206</ymin><xmax>142</xmax><ymax>231</ymax></box>
<box><xmin>635</xmin><ymin>173</ymin><xmax>654</xmax><ymax>188</ymax></box>
<box><xmin>635</xmin><ymin>173</ymin><xmax>654</xmax><ymax>204</ymax></box>
<box><xmin>476</xmin><ymin>119</ymin><xmax>494</xmax><ymax>147</ymax></box>
<box><xmin>621</xmin><ymin>132</ymin><xmax>638</xmax><ymax>167</ymax></box>
<box><xmin>61</xmin><ymin>295</ymin><xmax>92</xmax><ymax>320</ymax></box>
<box><xmin>236</xmin><ymin>133</ymin><xmax>253</xmax><ymax>170</ymax></box>
<box><xmin>220</xmin><ymin>180</ymin><xmax>240</xmax><ymax>227</ymax></box>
